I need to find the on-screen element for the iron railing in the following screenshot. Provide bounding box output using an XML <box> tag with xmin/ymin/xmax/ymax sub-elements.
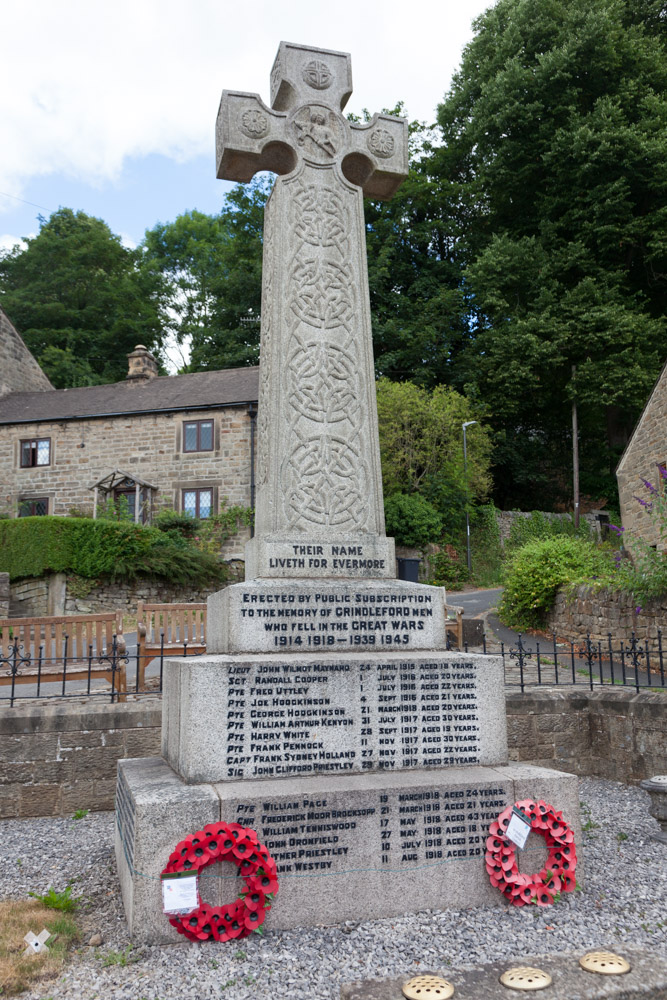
<box><xmin>0</xmin><ymin>633</ymin><xmax>201</xmax><ymax>707</ymax></box>
<box><xmin>477</xmin><ymin>630</ymin><xmax>667</xmax><ymax>693</ymax></box>
<box><xmin>2</xmin><ymin>628</ymin><xmax>665</xmax><ymax>706</ymax></box>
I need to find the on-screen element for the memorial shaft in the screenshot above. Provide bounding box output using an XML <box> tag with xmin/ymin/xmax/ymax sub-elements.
<box><xmin>216</xmin><ymin>42</ymin><xmax>409</xmax><ymax>578</ymax></box>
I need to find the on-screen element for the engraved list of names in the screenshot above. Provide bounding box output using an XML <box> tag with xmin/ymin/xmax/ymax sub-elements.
<box><xmin>225</xmin><ymin>658</ymin><xmax>483</xmax><ymax>780</ymax></box>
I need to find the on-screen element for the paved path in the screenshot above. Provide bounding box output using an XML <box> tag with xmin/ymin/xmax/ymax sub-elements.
<box><xmin>446</xmin><ymin>587</ymin><xmax>503</xmax><ymax>616</ymax></box>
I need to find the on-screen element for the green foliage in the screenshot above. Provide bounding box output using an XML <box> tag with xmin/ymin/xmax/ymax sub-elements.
<box><xmin>384</xmin><ymin>493</ymin><xmax>443</xmax><ymax>548</ymax></box>
<box><xmin>0</xmin><ymin>208</ymin><xmax>164</xmax><ymax>387</ymax></box>
<box><xmin>72</xmin><ymin>809</ymin><xmax>89</xmax><ymax>820</ymax></box>
<box><xmin>506</xmin><ymin>511</ymin><xmax>592</xmax><ymax>553</ymax></box>
<box><xmin>101</xmin><ymin>945</ymin><xmax>138</xmax><ymax>967</ymax></box>
<box><xmin>428</xmin><ymin>547</ymin><xmax>471</xmax><ymax>589</ymax></box>
<box><xmin>601</xmin><ymin>474</ymin><xmax>667</xmax><ymax>601</ymax></box>
<box><xmin>0</xmin><ymin>517</ymin><xmax>227</xmax><ymax>586</ymax></box>
<box><xmin>28</xmin><ymin>885</ymin><xmax>76</xmax><ymax>913</ymax></box>
<box><xmin>469</xmin><ymin>504</ymin><xmax>504</xmax><ymax>587</ymax></box>
<box><xmin>152</xmin><ymin>509</ymin><xmax>200</xmax><ymax>538</ymax></box>
<box><xmin>376</xmin><ymin>378</ymin><xmax>492</xmax><ymax>536</ymax></box>
<box><xmin>434</xmin><ymin>0</ymin><xmax>667</xmax><ymax>508</ymax></box>
<box><xmin>141</xmin><ymin>179</ymin><xmax>270</xmax><ymax>372</ymax></box>
<box><xmin>499</xmin><ymin>536</ymin><xmax>612</xmax><ymax>630</ymax></box>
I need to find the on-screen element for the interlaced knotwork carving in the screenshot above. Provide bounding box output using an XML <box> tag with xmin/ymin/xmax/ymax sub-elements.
<box><xmin>282</xmin><ymin>434</ymin><xmax>368</xmax><ymax>529</ymax></box>
<box><xmin>291</xmin><ymin>258</ymin><xmax>354</xmax><ymax>329</ymax></box>
<box><xmin>287</xmin><ymin>340</ymin><xmax>359</xmax><ymax>424</ymax></box>
<box><xmin>291</xmin><ymin>182</ymin><xmax>348</xmax><ymax>252</ymax></box>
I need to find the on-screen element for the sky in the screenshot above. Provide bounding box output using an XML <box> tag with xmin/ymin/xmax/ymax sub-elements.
<box><xmin>1</xmin><ymin>0</ymin><xmax>492</xmax><ymax>253</ymax></box>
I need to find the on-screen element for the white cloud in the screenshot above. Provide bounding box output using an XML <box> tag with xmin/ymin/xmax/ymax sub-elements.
<box><xmin>0</xmin><ymin>234</ymin><xmax>30</xmax><ymax>254</ymax></box>
<box><xmin>1</xmin><ymin>0</ymin><xmax>489</xmax><ymax>208</ymax></box>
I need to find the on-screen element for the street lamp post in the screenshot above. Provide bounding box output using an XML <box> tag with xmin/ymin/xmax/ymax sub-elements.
<box><xmin>462</xmin><ymin>421</ymin><xmax>477</xmax><ymax>574</ymax></box>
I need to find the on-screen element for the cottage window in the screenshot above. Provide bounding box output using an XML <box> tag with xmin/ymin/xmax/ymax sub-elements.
<box><xmin>20</xmin><ymin>438</ymin><xmax>51</xmax><ymax>467</ymax></box>
<box><xmin>183</xmin><ymin>488</ymin><xmax>213</xmax><ymax>519</ymax></box>
<box><xmin>183</xmin><ymin>420</ymin><xmax>214</xmax><ymax>453</ymax></box>
<box><xmin>18</xmin><ymin>498</ymin><xmax>49</xmax><ymax>517</ymax></box>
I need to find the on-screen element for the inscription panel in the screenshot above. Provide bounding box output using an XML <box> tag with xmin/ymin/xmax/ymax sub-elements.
<box><xmin>218</xmin><ymin>578</ymin><xmax>448</xmax><ymax>654</ymax></box>
<box><xmin>224</xmin><ymin>658</ymin><xmax>493</xmax><ymax>780</ymax></box>
<box><xmin>234</xmin><ymin>783</ymin><xmax>508</xmax><ymax>873</ymax></box>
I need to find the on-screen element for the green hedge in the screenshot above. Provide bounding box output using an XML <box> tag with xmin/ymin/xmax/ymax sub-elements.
<box><xmin>0</xmin><ymin>517</ymin><xmax>226</xmax><ymax>585</ymax></box>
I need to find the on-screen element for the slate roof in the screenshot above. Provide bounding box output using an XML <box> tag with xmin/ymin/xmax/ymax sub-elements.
<box><xmin>0</xmin><ymin>367</ymin><xmax>259</xmax><ymax>425</ymax></box>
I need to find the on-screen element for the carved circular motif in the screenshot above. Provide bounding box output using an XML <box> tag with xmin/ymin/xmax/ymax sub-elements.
<box><xmin>368</xmin><ymin>128</ymin><xmax>395</xmax><ymax>158</ymax></box>
<box><xmin>282</xmin><ymin>434</ymin><xmax>368</xmax><ymax>529</ymax></box>
<box><xmin>291</xmin><ymin>104</ymin><xmax>343</xmax><ymax>163</ymax></box>
<box><xmin>287</xmin><ymin>341</ymin><xmax>360</xmax><ymax>424</ymax></box>
<box><xmin>302</xmin><ymin>59</ymin><xmax>332</xmax><ymax>90</ymax></box>
<box><xmin>240</xmin><ymin>109</ymin><xmax>269</xmax><ymax>138</ymax></box>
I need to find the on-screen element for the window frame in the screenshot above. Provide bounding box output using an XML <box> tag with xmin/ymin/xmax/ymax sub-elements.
<box><xmin>20</xmin><ymin>437</ymin><xmax>51</xmax><ymax>468</ymax></box>
<box><xmin>18</xmin><ymin>497</ymin><xmax>49</xmax><ymax>517</ymax></box>
<box><xmin>182</xmin><ymin>487</ymin><xmax>214</xmax><ymax>519</ymax></box>
<box><xmin>182</xmin><ymin>420</ymin><xmax>214</xmax><ymax>454</ymax></box>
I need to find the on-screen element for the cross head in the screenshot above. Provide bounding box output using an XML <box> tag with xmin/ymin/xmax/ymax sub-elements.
<box><xmin>216</xmin><ymin>42</ymin><xmax>408</xmax><ymax>199</ymax></box>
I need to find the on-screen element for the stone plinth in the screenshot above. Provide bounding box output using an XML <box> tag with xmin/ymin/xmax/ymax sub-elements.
<box><xmin>207</xmin><ymin>578</ymin><xmax>448</xmax><ymax>654</ymax></box>
<box><xmin>161</xmin><ymin>651</ymin><xmax>506</xmax><ymax>784</ymax></box>
<box><xmin>115</xmin><ymin>757</ymin><xmax>580</xmax><ymax>942</ymax></box>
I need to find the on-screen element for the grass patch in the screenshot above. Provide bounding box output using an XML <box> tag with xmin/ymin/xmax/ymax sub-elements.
<box><xmin>0</xmin><ymin>899</ymin><xmax>78</xmax><ymax>996</ymax></box>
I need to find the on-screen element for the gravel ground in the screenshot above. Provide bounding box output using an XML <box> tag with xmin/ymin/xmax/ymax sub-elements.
<box><xmin>1</xmin><ymin>777</ymin><xmax>665</xmax><ymax>1000</ymax></box>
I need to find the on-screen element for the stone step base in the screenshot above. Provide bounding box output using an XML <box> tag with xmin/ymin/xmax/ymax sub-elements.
<box><xmin>116</xmin><ymin>757</ymin><xmax>580</xmax><ymax>944</ymax></box>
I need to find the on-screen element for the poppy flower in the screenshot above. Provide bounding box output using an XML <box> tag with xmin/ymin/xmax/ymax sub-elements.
<box><xmin>560</xmin><ymin>872</ymin><xmax>576</xmax><ymax>892</ymax></box>
<box><xmin>247</xmin><ymin>873</ymin><xmax>279</xmax><ymax>896</ymax></box>
<box><xmin>185</xmin><ymin>844</ymin><xmax>213</xmax><ymax>867</ymax></box>
<box><xmin>219</xmin><ymin>834</ymin><xmax>236</xmax><ymax>855</ymax></box>
<box><xmin>243</xmin><ymin>906</ymin><xmax>266</xmax><ymax>931</ymax></box>
<box><xmin>244</xmin><ymin>889</ymin><xmax>266</xmax><ymax>911</ymax></box>
<box><xmin>486</xmin><ymin>835</ymin><xmax>505</xmax><ymax>852</ymax></box>
<box><xmin>226</xmin><ymin>823</ymin><xmax>249</xmax><ymax>841</ymax></box>
<box><xmin>232</xmin><ymin>837</ymin><xmax>252</xmax><ymax>858</ymax></box>
<box><xmin>534</xmin><ymin>886</ymin><xmax>554</xmax><ymax>906</ymax></box>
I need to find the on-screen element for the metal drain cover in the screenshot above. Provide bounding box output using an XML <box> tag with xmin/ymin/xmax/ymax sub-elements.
<box><xmin>579</xmin><ymin>951</ymin><xmax>631</xmax><ymax>975</ymax></box>
<box><xmin>402</xmin><ymin>974</ymin><xmax>454</xmax><ymax>999</ymax></box>
<box><xmin>499</xmin><ymin>967</ymin><xmax>553</xmax><ymax>991</ymax></box>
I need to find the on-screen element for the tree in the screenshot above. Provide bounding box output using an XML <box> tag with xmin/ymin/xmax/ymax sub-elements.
<box><xmin>376</xmin><ymin>378</ymin><xmax>492</xmax><ymax>537</ymax></box>
<box><xmin>0</xmin><ymin>208</ymin><xmax>164</xmax><ymax>387</ymax></box>
<box><xmin>435</xmin><ymin>0</ymin><xmax>667</xmax><ymax>508</ymax></box>
<box><xmin>358</xmin><ymin>107</ymin><xmax>472</xmax><ymax>387</ymax></box>
<box><xmin>142</xmin><ymin>178</ymin><xmax>270</xmax><ymax>372</ymax></box>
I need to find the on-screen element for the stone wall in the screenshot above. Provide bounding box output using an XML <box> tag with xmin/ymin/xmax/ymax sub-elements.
<box><xmin>0</xmin><ymin>309</ymin><xmax>53</xmax><ymax>398</ymax></box>
<box><xmin>616</xmin><ymin>360</ymin><xmax>667</xmax><ymax>551</ymax></box>
<box><xmin>8</xmin><ymin>571</ymin><xmax>242</xmax><ymax>617</ymax></box>
<box><xmin>0</xmin><ymin>405</ymin><xmax>253</xmax><ymax>547</ymax></box>
<box><xmin>496</xmin><ymin>509</ymin><xmax>604</xmax><ymax>547</ymax></box>
<box><xmin>0</xmin><ymin>572</ymin><xmax>9</xmax><ymax>617</ymax></box>
<box><xmin>506</xmin><ymin>688</ymin><xmax>666</xmax><ymax>784</ymax></box>
<box><xmin>1</xmin><ymin>688</ymin><xmax>663</xmax><ymax>818</ymax></box>
<box><xmin>546</xmin><ymin>585</ymin><xmax>667</xmax><ymax>649</ymax></box>
<box><xmin>8</xmin><ymin>577</ymin><xmax>49</xmax><ymax>617</ymax></box>
<box><xmin>0</xmin><ymin>699</ymin><xmax>161</xmax><ymax>818</ymax></box>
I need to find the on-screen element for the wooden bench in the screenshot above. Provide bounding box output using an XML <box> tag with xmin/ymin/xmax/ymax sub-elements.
<box><xmin>136</xmin><ymin>602</ymin><xmax>206</xmax><ymax>690</ymax></box>
<box><xmin>0</xmin><ymin>612</ymin><xmax>127</xmax><ymax>697</ymax></box>
<box><xmin>444</xmin><ymin>604</ymin><xmax>464</xmax><ymax>649</ymax></box>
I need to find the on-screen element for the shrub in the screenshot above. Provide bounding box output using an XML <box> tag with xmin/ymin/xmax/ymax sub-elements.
<box><xmin>384</xmin><ymin>493</ymin><xmax>443</xmax><ymax>549</ymax></box>
<box><xmin>428</xmin><ymin>546</ymin><xmax>470</xmax><ymax>588</ymax></box>
<box><xmin>0</xmin><ymin>517</ymin><xmax>226</xmax><ymax>586</ymax></box>
<box><xmin>506</xmin><ymin>510</ymin><xmax>591</xmax><ymax>553</ymax></box>
<box><xmin>499</xmin><ymin>536</ymin><xmax>611</xmax><ymax>631</ymax></box>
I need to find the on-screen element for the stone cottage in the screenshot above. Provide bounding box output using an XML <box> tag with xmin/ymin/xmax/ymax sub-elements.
<box><xmin>616</xmin><ymin>359</ymin><xmax>667</xmax><ymax>550</ymax></box>
<box><xmin>0</xmin><ymin>309</ymin><xmax>259</xmax><ymax>558</ymax></box>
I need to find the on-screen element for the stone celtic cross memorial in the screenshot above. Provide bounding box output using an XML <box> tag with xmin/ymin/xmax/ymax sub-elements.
<box><xmin>217</xmin><ymin>41</ymin><xmax>407</xmax><ymax>579</ymax></box>
<box><xmin>116</xmin><ymin>43</ymin><xmax>581</xmax><ymax>943</ymax></box>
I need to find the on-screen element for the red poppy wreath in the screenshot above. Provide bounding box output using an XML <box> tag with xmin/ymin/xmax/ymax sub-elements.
<box><xmin>486</xmin><ymin>799</ymin><xmax>577</xmax><ymax>907</ymax></box>
<box><xmin>161</xmin><ymin>822</ymin><xmax>279</xmax><ymax>941</ymax></box>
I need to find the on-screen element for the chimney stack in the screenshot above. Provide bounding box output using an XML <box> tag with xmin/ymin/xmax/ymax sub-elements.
<box><xmin>126</xmin><ymin>345</ymin><xmax>159</xmax><ymax>383</ymax></box>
